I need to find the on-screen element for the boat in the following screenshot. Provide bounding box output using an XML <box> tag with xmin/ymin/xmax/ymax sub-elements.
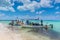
<box><xmin>9</xmin><ymin>19</ymin><xmax>53</xmax><ymax>31</ymax></box>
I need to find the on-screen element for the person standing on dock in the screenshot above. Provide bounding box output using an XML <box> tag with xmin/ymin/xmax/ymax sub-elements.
<box><xmin>26</xmin><ymin>20</ymin><xmax>29</xmax><ymax>25</ymax></box>
<box><xmin>41</xmin><ymin>20</ymin><xmax>43</xmax><ymax>26</ymax></box>
<box><xmin>9</xmin><ymin>20</ymin><xmax>14</xmax><ymax>26</ymax></box>
<box><xmin>9</xmin><ymin>20</ymin><xmax>14</xmax><ymax>31</ymax></box>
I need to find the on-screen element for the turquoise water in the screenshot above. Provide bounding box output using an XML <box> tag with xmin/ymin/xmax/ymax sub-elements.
<box><xmin>44</xmin><ymin>21</ymin><xmax>60</xmax><ymax>32</ymax></box>
<box><xmin>0</xmin><ymin>21</ymin><xmax>10</xmax><ymax>24</ymax></box>
<box><xmin>0</xmin><ymin>20</ymin><xmax>60</xmax><ymax>32</ymax></box>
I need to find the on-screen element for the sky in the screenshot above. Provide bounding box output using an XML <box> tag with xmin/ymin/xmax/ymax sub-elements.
<box><xmin>0</xmin><ymin>0</ymin><xmax>60</xmax><ymax>20</ymax></box>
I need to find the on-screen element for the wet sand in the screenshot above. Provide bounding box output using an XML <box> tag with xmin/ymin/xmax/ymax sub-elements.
<box><xmin>0</xmin><ymin>23</ymin><xmax>60</xmax><ymax>40</ymax></box>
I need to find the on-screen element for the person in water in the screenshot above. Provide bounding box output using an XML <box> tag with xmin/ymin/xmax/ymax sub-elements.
<box><xmin>9</xmin><ymin>20</ymin><xmax>14</xmax><ymax>30</ymax></box>
<box><xmin>9</xmin><ymin>20</ymin><xmax>14</xmax><ymax>26</ymax></box>
<box><xmin>50</xmin><ymin>24</ymin><xmax>53</xmax><ymax>29</ymax></box>
<box><xmin>45</xmin><ymin>25</ymin><xmax>48</xmax><ymax>30</ymax></box>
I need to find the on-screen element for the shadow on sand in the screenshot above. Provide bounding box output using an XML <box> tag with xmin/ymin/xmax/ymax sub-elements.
<box><xmin>28</xmin><ymin>28</ymin><xmax>60</xmax><ymax>40</ymax></box>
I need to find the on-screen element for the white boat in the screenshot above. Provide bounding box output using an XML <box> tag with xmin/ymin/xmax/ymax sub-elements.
<box><xmin>21</xmin><ymin>24</ymin><xmax>53</xmax><ymax>30</ymax></box>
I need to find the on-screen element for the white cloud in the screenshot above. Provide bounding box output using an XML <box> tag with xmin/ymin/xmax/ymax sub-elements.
<box><xmin>17</xmin><ymin>5</ymin><xmax>27</xmax><ymax>11</ymax></box>
<box><xmin>0</xmin><ymin>0</ymin><xmax>15</xmax><ymax>12</ymax></box>
<box><xmin>0</xmin><ymin>6</ymin><xmax>15</xmax><ymax>12</ymax></box>
<box><xmin>19</xmin><ymin>15</ymin><xmax>60</xmax><ymax>20</ymax></box>
<box><xmin>8</xmin><ymin>7</ymin><xmax>15</xmax><ymax>12</ymax></box>
<box><xmin>17</xmin><ymin>1</ymin><xmax>39</xmax><ymax>12</ymax></box>
<box><xmin>0</xmin><ymin>13</ymin><xmax>5</xmax><ymax>17</ymax></box>
<box><xmin>55</xmin><ymin>6</ymin><xmax>60</xmax><ymax>9</ymax></box>
<box><xmin>55</xmin><ymin>0</ymin><xmax>60</xmax><ymax>3</ymax></box>
<box><xmin>36</xmin><ymin>10</ymin><xmax>45</xmax><ymax>14</ymax></box>
<box><xmin>40</xmin><ymin>0</ymin><xmax>53</xmax><ymax>7</ymax></box>
<box><xmin>55</xmin><ymin>11</ymin><xmax>60</xmax><ymax>14</ymax></box>
<box><xmin>0</xmin><ymin>0</ymin><xmax>53</xmax><ymax>12</ymax></box>
<box><xmin>19</xmin><ymin>0</ymin><xmax>31</xmax><ymax>4</ymax></box>
<box><xmin>17</xmin><ymin>0</ymin><xmax>53</xmax><ymax>12</ymax></box>
<box><xmin>0</xmin><ymin>7</ymin><xmax>9</xmax><ymax>11</ymax></box>
<box><xmin>39</xmin><ymin>15</ymin><xmax>60</xmax><ymax>20</ymax></box>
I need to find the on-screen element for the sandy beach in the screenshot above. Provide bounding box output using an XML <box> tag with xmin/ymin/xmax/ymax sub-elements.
<box><xmin>0</xmin><ymin>23</ymin><xmax>59</xmax><ymax>40</ymax></box>
<box><xmin>0</xmin><ymin>23</ymin><xmax>23</xmax><ymax>40</ymax></box>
